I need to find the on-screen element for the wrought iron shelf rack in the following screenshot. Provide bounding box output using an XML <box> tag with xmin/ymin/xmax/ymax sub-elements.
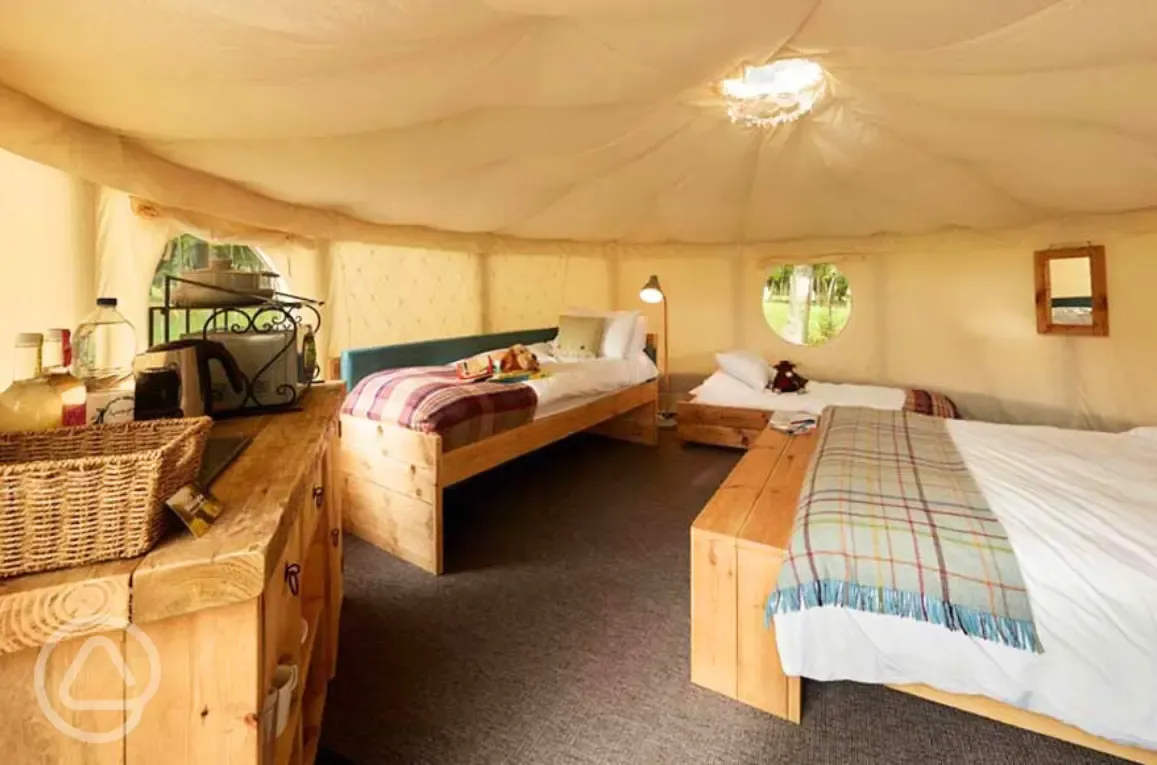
<box><xmin>147</xmin><ymin>275</ymin><xmax>325</xmax><ymax>418</ymax></box>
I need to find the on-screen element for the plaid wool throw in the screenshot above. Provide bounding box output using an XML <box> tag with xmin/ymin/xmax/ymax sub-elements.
<box><xmin>903</xmin><ymin>388</ymin><xmax>960</xmax><ymax>419</ymax></box>
<box><xmin>342</xmin><ymin>367</ymin><xmax>538</xmax><ymax>451</ymax></box>
<box><xmin>767</xmin><ymin>407</ymin><xmax>1041</xmax><ymax>652</ymax></box>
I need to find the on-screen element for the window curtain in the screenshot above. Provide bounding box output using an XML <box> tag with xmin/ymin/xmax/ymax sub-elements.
<box><xmin>96</xmin><ymin>190</ymin><xmax>330</xmax><ymax>359</ymax></box>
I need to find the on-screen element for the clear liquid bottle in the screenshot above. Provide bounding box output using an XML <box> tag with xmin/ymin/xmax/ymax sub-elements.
<box><xmin>43</xmin><ymin>328</ymin><xmax>87</xmax><ymax>426</ymax></box>
<box><xmin>0</xmin><ymin>333</ymin><xmax>63</xmax><ymax>432</ymax></box>
<box><xmin>73</xmin><ymin>297</ymin><xmax>137</xmax><ymax>424</ymax></box>
<box><xmin>73</xmin><ymin>297</ymin><xmax>137</xmax><ymax>379</ymax></box>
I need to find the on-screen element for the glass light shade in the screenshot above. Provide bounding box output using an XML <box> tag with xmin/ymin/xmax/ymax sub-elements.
<box><xmin>639</xmin><ymin>275</ymin><xmax>664</xmax><ymax>304</ymax></box>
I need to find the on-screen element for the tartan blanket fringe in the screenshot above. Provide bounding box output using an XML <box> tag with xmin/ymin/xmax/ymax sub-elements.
<box><xmin>768</xmin><ymin>406</ymin><xmax>1041</xmax><ymax>654</ymax></box>
<box><xmin>767</xmin><ymin>579</ymin><xmax>1042</xmax><ymax>653</ymax></box>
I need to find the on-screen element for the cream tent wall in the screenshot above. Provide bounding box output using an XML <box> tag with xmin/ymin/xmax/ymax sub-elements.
<box><xmin>2</xmin><ymin>147</ymin><xmax>1155</xmax><ymax>431</ymax></box>
<box><xmin>614</xmin><ymin>210</ymin><xmax>1157</xmax><ymax>431</ymax></box>
<box><xmin>0</xmin><ymin>149</ymin><xmax>329</xmax><ymax>387</ymax></box>
<box><xmin>323</xmin><ymin>209</ymin><xmax>1157</xmax><ymax>431</ymax></box>
<box><xmin>0</xmin><ymin>150</ymin><xmax>95</xmax><ymax>389</ymax></box>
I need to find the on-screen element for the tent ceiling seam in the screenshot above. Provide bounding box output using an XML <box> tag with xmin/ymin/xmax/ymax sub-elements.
<box><xmin>494</xmin><ymin>113</ymin><xmax>703</xmax><ymax>239</ymax></box>
<box><xmin>840</xmin><ymin>105</ymin><xmax>1058</xmax><ymax>219</ymax></box>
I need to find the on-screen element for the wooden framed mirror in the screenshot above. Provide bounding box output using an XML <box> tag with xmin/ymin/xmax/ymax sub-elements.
<box><xmin>1034</xmin><ymin>244</ymin><xmax>1108</xmax><ymax>336</ymax></box>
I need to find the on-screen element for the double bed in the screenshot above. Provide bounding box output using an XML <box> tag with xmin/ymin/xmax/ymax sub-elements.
<box><xmin>691</xmin><ymin>410</ymin><xmax>1157</xmax><ymax>763</ymax></box>
<box><xmin>333</xmin><ymin>327</ymin><xmax>660</xmax><ymax>574</ymax></box>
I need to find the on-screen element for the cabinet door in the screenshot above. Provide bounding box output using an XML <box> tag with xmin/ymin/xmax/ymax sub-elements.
<box><xmin>261</xmin><ymin>512</ymin><xmax>303</xmax><ymax>765</ymax></box>
<box><xmin>263</xmin><ymin>511</ymin><xmax>303</xmax><ymax>682</ymax></box>
<box><xmin>324</xmin><ymin>425</ymin><xmax>343</xmax><ymax>679</ymax></box>
<box><xmin>0</xmin><ymin>628</ymin><xmax>128</xmax><ymax>765</ymax></box>
<box><xmin>299</xmin><ymin>455</ymin><xmax>326</xmax><ymax>550</ymax></box>
<box><xmin>129</xmin><ymin>600</ymin><xmax>262</xmax><ymax>765</ymax></box>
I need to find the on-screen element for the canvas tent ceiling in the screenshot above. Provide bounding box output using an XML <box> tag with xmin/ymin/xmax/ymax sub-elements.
<box><xmin>1</xmin><ymin>0</ymin><xmax>1157</xmax><ymax>251</ymax></box>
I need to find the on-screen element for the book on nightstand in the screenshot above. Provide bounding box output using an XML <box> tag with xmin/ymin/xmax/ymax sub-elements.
<box><xmin>768</xmin><ymin>410</ymin><xmax>817</xmax><ymax>434</ymax></box>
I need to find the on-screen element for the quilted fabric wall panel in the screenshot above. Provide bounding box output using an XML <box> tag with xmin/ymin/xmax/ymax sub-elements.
<box><xmin>327</xmin><ymin>243</ymin><xmax>481</xmax><ymax>357</ymax></box>
<box><xmin>487</xmin><ymin>254</ymin><xmax>611</xmax><ymax>332</ymax></box>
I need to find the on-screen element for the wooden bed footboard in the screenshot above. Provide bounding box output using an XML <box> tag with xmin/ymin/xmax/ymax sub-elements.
<box><xmin>677</xmin><ymin>401</ymin><xmax>771</xmax><ymax>450</ymax></box>
<box><xmin>340</xmin><ymin>380</ymin><xmax>659</xmax><ymax>575</ymax></box>
<box><xmin>689</xmin><ymin>429</ymin><xmax>1157</xmax><ymax>765</ymax></box>
<box><xmin>340</xmin><ymin>416</ymin><xmax>444</xmax><ymax>573</ymax></box>
<box><xmin>690</xmin><ymin>429</ymin><xmax>810</xmax><ymax>720</ymax></box>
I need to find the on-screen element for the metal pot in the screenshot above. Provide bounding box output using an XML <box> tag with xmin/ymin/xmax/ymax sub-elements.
<box><xmin>172</xmin><ymin>259</ymin><xmax>279</xmax><ymax>307</ymax></box>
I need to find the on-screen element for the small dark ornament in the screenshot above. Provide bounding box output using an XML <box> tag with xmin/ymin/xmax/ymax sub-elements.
<box><xmin>770</xmin><ymin>360</ymin><xmax>808</xmax><ymax>394</ymax></box>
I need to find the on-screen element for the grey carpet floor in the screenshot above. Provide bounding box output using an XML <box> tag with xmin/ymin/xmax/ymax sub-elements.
<box><xmin>320</xmin><ymin>432</ymin><xmax>1121</xmax><ymax>765</ymax></box>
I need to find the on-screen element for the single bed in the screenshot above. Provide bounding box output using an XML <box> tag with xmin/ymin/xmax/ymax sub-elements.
<box><xmin>690</xmin><ymin>413</ymin><xmax>1157</xmax><ymax>763</ymax></box>
<box><xmin>678</xmin><ymin>368</ymin><xmax>959</xmax><ymax>448</ymax></box>
<box><xmin>332</xmin><ymin>327</ymin><xmax>660</xmax><ymax>574</ymax></box>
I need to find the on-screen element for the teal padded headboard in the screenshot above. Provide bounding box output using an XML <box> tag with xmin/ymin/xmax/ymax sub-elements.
<box><xmin>339</xmin><ymin>327</ymin><xmax>559</xmax><ymax>389</ymax></box>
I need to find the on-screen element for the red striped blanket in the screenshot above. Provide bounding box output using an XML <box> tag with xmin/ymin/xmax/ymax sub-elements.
<box><xmin>341</xmin><ymin>367</ymin><xmax>538</xmax><ymax>451</ymax></box>
<box><xmin>904</xmin><ymin>389</ymin><xmax>960</xmax><ymax>419</ymax></box>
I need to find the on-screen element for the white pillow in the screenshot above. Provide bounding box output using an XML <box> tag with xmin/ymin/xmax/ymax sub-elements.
<box><xmin>715</xmin><ymin>350</ymin><xmax>769</xmax><ymax>391</ymax></box>
<box><xmin>626</xmin><ymin>315</ymin><xmax>647</xmax><ymax>356</ymax></box>
<box><xmin>603</xmin><ymin>310</ymin><xmax>640</xmax><ymax>358</ymax></box>
<box><xmin>564</xmin><ymin>308</ymin><xmax>640</xmax><ymax>358</ymax></box>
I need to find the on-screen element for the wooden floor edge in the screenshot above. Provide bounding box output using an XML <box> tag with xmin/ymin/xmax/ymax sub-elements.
<box><xmin>888</xmin><ymin>683</ymin><xmax>1157</xmax><ymax>765</ymax></box>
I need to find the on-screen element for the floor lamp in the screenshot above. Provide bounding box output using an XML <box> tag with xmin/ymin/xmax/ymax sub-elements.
<box><xmin>639</xmin><ymin>275</ymin><xmax>675</xmax><ymax>427</ymax></box>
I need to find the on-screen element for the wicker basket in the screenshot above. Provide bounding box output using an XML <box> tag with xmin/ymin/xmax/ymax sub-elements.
<box><xmin>0</xmin><ymin>417</ymin><xmax>213</xmax><ymax>579</ymax></box>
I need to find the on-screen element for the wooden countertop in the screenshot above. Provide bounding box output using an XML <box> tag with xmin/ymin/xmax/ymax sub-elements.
<box><xmin>0</xmin><ymin>384</ymin><xmax>345</xmax><ymax>654</ymax></box>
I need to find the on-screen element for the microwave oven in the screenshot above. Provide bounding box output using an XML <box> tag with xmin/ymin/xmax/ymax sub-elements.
<box><xmin>192</xmin><ymin>330</ymin><xmax>306</xmax><ymax>412</ymax></box>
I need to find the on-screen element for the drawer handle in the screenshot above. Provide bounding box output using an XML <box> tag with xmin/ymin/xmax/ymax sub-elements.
<box><xmin>285</xmin><ymin>563</ymin><xmax>301</xmax><ymax>597</ymax></box>
<box><xmin>330</xmin><ymin>528</ymin><xmax>340</xmax><ymax>548</ymax></box>
<box><xmin>312</xmin><ymin>486</ymin><xmax>324</xmax><ymax>508</ymax></box>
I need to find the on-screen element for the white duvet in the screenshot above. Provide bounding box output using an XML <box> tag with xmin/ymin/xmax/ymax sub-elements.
<box><xmin>775</xmin><ymin>419</ymin><xmax>1157</xmax><ymax>749</ymax></box>
<box><xmin>691</xmin><ymin>370</ymin><xmax>906</xmax><ymax>415</ymax></box>
<box><xmin>523</xmin><ymin>344</ymin><xmax>657</xmax><ymax>418</ymax></box>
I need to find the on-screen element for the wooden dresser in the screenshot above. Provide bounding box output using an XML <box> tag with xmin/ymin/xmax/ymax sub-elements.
<box><xmin>0</xmin><ymin>384</ymin><xmax>345</xmax><ymax>765</ymax></box>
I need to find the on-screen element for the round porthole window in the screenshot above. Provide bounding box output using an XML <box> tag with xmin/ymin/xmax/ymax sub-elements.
<box><xmin>762</xmin><ymin>264</ymin><xmax>851</xmax><ymax>346</ymax></box>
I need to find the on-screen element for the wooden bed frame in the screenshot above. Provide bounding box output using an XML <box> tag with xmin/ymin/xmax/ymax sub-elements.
<box><xmin>690</xmin><ymin>428</ymin><xmax>1157</xmax><ymax>765</ymax></box>
<box><xmin>338</xmin><ymin>378</ymin><xmax>659</xmax><ymax>574</ymax></box>
<box><xmin>677</xmin><ymin>400</ymin><xmax>770</xmax><ymax>450</ymax></box>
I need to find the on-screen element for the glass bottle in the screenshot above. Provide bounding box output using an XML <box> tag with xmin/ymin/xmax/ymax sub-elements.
<box><xmin>73</xmin><ymin>297</ymin><xmax>137</xmax><ymax>424</ymax></box>
<box><xmin>43</xmin><ymin>328</ymin><xmax>87</xmax><ymax>426</ymax></box>
<box><xmin>72</xmin><ymin>297</ymin><xmax>137</xmax><ymax>380</ymax></box>
<box><xmin>0</xmin><ymin>333</ymin><xmax>63</xmax><ymax>432</ymax></box>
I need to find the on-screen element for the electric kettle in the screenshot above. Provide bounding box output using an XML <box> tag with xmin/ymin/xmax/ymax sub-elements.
<box><xmin>132</xmin><ymin>339</ymin><xmax>246</xmax><ymax>417</ymax></box>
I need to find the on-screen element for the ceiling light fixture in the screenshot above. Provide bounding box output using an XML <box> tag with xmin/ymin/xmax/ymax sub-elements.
<box><xmin>720</xmin><ymin>58</ymin><xmax>827</xmax><ymax>128</ymax></box>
